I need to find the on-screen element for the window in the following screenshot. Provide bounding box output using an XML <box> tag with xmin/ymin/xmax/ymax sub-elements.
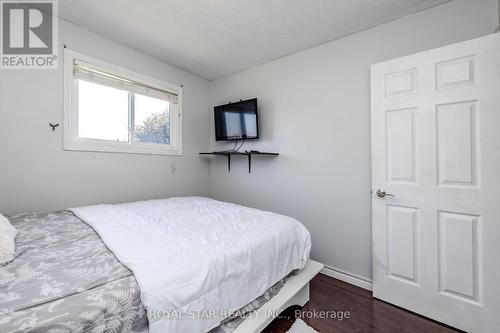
<box><xmin>64</xmin><ymin>49</ymin><xmax>182</xmax><ymax>155</ymax></box>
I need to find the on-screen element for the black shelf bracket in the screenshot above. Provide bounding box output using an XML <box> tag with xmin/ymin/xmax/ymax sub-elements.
<box><xmin>248</xmin><ymin>153</ymin><xmax>251</xmax><ymax>174</ymax></box>
<box><xmin>199</xmin><ymin>151</ymin><xmax>279</xmax><ymax>173</ymax></box>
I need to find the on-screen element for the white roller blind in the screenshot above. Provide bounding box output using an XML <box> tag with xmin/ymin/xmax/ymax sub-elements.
<box><xmin>73</xmin><ymin>59</ymin><xmax>178</xmax><ymax>104</ymax></box>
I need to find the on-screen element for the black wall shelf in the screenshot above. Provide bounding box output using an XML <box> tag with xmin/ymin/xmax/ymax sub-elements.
<box><xmin>199</xmin><ymin>151</ymin><xmax>279</xmax><ymax>173</ymax></box>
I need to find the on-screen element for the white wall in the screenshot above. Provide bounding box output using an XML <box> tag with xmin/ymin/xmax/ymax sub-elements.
<box><xmin>0</xmin><ymin>19</ymin><xmax>211</xmax><ymax>214</ymax></box>
<box><xmin>209</xmin><ymin>0</ymin><xmax>499</xmax><ymax>280</ymax></box>
<box><xmin>0</xmin><ymin>0</ymin><xmax>497</xmax><ymax>280</ymax></box>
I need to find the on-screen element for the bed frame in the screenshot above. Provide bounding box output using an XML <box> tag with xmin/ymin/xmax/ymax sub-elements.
<box><xmin>233</xmin><ymin>260</ymin><xmax>324</xmax><ymax>333</ymax></box>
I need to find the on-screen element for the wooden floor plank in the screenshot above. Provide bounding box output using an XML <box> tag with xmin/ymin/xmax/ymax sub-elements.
<box><xmin>262</xmin><ymin>273</ymin><xmax>460</xmax><ymax>333</ymax></box>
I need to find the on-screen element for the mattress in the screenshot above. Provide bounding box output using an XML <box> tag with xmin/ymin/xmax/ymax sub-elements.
<box><xmin>0</xmin><ymin>209</ymin><xmax>297</xmax><ymax>333</ymax></box>
<box><xmin>71</xmin><ymin>197</ymin><xmax>311</xmax><ymax>332</ymax></box>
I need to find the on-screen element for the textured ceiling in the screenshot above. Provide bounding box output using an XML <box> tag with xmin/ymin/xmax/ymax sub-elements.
<box><xmin>59</xmin><ymin>0</ymin><xmax>450</xmax><ymax>80</ymax></box>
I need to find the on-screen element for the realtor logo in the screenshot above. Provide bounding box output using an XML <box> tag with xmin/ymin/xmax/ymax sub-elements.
<box><xmin>1</xmin><ymin>0</ymin><xmax>58</xmax><ymax>69</ymax></box>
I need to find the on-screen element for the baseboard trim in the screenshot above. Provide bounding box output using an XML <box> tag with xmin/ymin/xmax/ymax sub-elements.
<box><xmin>320</xmin><ymin>265</ymin><xmax>373</xmax><ymax>291</ymax></box>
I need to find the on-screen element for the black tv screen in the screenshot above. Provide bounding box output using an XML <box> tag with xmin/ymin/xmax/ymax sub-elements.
<box><xmin>214</xmin><ymin>98</ymin><xmax>258</xmax><ymax>141</ymax></box>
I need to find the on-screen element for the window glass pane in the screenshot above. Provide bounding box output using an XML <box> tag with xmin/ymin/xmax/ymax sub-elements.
<box><xmin>78</xmin><ymin>79</ymin><xmax>129</xmax><ymax>142</ymax></box>
<box><xmin>134</xmin><ymin>94</ymin><xmax>170</xmax><ymax>144</ymax></box>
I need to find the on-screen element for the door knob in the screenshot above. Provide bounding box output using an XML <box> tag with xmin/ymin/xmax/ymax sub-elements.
<box><xmin>376</xmin><ymin>190</ymin><xmax>395</xmax><ymax>198</ymax></box>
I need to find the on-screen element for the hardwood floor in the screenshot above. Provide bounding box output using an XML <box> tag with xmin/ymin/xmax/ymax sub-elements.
<box><xmin>262</xmin><ymin>273</ymin><xmax>461</xmax><ymax>333</ymax></box>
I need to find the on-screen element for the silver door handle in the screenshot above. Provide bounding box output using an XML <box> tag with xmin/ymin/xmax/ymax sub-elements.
<box><xmin>376</xmin><ymin>190</ymin><xmax>395</xmax><ymax>198</ymax></box>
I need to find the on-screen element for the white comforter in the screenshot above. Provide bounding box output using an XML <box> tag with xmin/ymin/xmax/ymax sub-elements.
<box><xmin>71</xmin><ymin>197</ymin><xmax>311</xmax><ymax>333</ymax></box>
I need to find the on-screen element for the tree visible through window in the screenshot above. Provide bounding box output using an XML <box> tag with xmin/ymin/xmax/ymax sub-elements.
<box><xmin>135</xmin><ymin>112</ymin><xmax>170</xmax><ymax>144</ymax></box>
<box><xmin>134</xmin><ymin>93</ymin><xmax>170</xmax><ymax>144</ymax></box>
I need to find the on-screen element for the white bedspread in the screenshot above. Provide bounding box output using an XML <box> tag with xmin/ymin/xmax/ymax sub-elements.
<box><xmin>71</xmin><ymin>197</ymin><xmax>311</xmax><ymax>333</ymax></box>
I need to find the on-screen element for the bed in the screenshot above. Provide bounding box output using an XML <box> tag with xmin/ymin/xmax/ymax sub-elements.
<box><xmin>0</xmin><ymin>197</ymin><xmax>322</xmax><ymax>333</ymax></box>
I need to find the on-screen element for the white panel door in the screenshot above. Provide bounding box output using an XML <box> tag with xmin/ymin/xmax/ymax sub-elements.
<box><xmin>371</xmin><ymin>33</ymin><xmax>500</xmax><ymax>333</ymax></box>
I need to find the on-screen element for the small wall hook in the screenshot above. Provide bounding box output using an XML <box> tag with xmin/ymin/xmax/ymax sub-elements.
<box><xmin>49</xmin><ymin>123</ymin><xmax>59</xmax><ymax>131</ymax></box>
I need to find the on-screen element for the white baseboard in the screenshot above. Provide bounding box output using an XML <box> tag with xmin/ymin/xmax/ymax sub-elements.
<box><xmin>320</xmin><ymin>265</ymin><xmax>373</xmax><ymax>291</ymax></box>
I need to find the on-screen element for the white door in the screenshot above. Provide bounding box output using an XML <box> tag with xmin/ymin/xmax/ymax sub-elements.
<box><xmin>371</xmin><ymin>33</ymin><xmax>500</xmax><ymax>333</ymax></box>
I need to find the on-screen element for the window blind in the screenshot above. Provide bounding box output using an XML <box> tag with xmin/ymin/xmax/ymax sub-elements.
<box><xmin>73</xmin><ymin>59</ymin><xmax>178</xmax><ymax>104</ymax></box>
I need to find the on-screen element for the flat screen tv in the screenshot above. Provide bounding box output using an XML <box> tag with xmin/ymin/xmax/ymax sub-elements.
<box><xmin>214</xmin><ymin>98</ymin><xmax>258</xmax><ymax>141</ymax></box>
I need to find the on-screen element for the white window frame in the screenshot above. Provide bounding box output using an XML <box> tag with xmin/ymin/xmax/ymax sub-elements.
<box><xmin>63</xmin><ymin>49</ymin><xmax>183</xmax><ymax>156</ymax></box>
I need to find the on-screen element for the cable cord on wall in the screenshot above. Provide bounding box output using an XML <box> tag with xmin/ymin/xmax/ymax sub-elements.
<box><xmin>225</xmin><ymin>140</ymin><xmax>238</xmax><ymax>152</ymax></box>
<box><xmin>221</xmin><ymin>139</ymin><xmax>245</xmax><ymax>153</ymax></box>
<box><xmin>235</xmin><ymin>139</ymin><xmax>245</xmax><ymax>152</ymax></box>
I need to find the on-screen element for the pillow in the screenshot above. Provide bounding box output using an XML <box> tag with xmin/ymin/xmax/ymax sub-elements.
<box><xmin>0</xmin><ymin>213</ymin><xmax>17</xmax><ymax>264</ymax></box>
